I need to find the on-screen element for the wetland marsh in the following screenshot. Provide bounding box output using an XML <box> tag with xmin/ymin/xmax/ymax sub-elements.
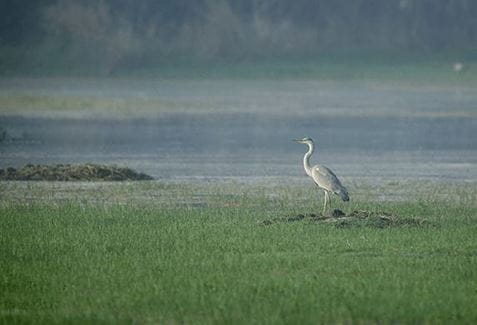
<box><xmin>1</xmin><ymin>73</ymin><xmax>477</xmax><ymax>323</ymax></box>
<box><xmin>2</xmin><ymin>1</ymin><xmax>477</xmax><ymax>322</ymax></box>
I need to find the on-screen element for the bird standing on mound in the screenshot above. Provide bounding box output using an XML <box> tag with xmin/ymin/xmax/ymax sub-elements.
<box><xmin>293</xmin><ymin>137</ymin><xmax>349</xmax><ymax>215</ymax></box>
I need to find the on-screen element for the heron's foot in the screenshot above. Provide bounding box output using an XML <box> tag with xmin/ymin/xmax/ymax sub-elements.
<box><xmin>322</xmin><ymin>209</ymin><xmax>346</xmax><ymax>218</ymax></box>
<box><xmin>330</xmin><ymin>209</ymin><xmax>346</xmax><ymax>218</ymax></box>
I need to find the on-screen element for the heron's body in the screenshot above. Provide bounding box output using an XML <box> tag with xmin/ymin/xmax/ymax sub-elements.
<box><xmin>294</xmin><ymin>137</ymin><xmax>349</xmax><ymax>213</ymax></box>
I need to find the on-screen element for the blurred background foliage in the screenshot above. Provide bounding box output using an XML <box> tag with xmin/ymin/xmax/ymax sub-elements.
<box><xmin>1</xmin><ymin>0</ymin><xmax>476</xmax><ymax>75</ymax></box>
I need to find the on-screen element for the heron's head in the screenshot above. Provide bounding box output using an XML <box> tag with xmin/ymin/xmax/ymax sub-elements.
<box><xmin>293</xmin><ymin>137</ymin><xmax>314</xmax><ymax>145</ymax></box>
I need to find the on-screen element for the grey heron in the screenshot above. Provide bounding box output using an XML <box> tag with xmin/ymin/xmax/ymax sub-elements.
<box><xmin>293</xmin><ymin>137</ymin><xmax>349</xmax><ymax>214</ymax></box>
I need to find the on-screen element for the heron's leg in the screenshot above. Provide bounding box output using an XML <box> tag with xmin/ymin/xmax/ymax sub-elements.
<box><xmin>323</xmin><ymin>191</ymin><xmax>328</xmax><ymax>215</ymax></box>
<box><xmin>325</xmin><ymin>191</ymin><xmax>331</xmax><ymax>211</ymax></box>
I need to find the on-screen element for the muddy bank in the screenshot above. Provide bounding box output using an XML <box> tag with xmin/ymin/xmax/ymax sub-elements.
<box><xmin>0</xmin><ymin>164</ymin><xmax>154</xmax><ymax>181</ymax></box>
<box><xmin>260</xmin><ymin>209</ymin><xmax>433</xmax><ymax>228</ymax></box>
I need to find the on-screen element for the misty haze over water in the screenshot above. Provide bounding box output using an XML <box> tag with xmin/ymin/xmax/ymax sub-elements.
<box><xmin>1</xmin><ymin>1</ymin><xmax>477</xmax><ymax>184</ymax></box>
<box><xmin>1</xmin><ymin>79</ymin><xmax>476</xmax><ymax>183</ymax></box>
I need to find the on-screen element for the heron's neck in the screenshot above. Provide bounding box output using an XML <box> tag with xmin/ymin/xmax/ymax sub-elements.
<box><xmin>303</xmin><ymin>143</ymin><xmax>313</xmax><ymax>176</ymax></box>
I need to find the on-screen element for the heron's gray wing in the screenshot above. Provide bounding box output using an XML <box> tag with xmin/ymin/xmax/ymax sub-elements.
<box><xmin>311</xmin><ymin>164</ymin><xmax>345</xmax><ymax>193</ymax></box>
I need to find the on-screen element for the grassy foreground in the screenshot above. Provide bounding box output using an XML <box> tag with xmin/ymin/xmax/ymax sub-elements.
<box><xmin>1</xmin><ymin>181</ymin><xmax>477</xmax><ymax>324</ymax></box>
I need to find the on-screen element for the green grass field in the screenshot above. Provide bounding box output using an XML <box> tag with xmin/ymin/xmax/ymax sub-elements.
<box><xmin>1</xmin><ymin>180</ymin><xmax>476</xmax><ymax>323</ymax></box>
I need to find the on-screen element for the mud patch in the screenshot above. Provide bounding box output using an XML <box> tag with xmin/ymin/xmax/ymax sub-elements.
<box><xmin>260</xmin><ymin>209</ymin><xmax>433</xmax><ymax>228</ymax></box>
<box><xmin>0</xmin><ymin>164</ymin><xmax>154</xmax><ymax>181</ymax></box>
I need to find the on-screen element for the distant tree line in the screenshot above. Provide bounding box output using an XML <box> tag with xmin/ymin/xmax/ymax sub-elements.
<box><xmin>1</xmin><ymin>0</ymin><xmax>476</xmax><ymax>72</ymax></box>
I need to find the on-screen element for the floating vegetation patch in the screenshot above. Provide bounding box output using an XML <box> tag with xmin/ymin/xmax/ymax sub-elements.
<box><xmin>0</xmin><ymin>164</ymin><xmax>154</xmax><ymax>181</ymax></box>
<box><xmin>260</xmin><ymin>209</ymin><xmax>434</xmax><ymax>228</ymax></box>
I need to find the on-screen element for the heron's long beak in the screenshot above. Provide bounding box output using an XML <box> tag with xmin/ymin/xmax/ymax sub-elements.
<box><xmin>292</xmin><ymin>138</ymin><xmax>301</xmax><ymax>142</ymax></box>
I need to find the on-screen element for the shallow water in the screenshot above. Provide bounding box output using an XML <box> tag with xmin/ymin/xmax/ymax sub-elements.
<box><xmin>1</xmin><ymin>78</ymin><xmax>476</xmax><ymax>183</ymax></box>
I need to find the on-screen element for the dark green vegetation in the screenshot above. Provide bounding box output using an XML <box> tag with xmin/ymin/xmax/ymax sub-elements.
<box><xmin>2</xmin><ymin>0</ymin><xmax>477</xmax><ymax>76</ymax></box>
<box><xmin>1</xmin><ymin>181</ymin><xmax>476</xmax><ymax>323</ymax></box>
<box><xmin>0</xmin><ymin>164</ymin><xmax>154</xmax><ymax>181</ymax></box>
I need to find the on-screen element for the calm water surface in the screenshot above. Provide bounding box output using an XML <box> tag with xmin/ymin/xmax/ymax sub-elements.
<box><xmin>1</xmin><ymin>78</ymin><xmax>476</xmax><ymax>183</ymax></box>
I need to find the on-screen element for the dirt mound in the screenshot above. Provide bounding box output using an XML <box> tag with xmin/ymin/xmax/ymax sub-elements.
<box><xmin>0</xmin><ymin>164</ymin><xmax>154</xmax><ymax>181</ymax></box>
<box><xmin>260</xmin><ymin>209</ymin><xmax>433</xmax><ymax>228</ymax></box>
